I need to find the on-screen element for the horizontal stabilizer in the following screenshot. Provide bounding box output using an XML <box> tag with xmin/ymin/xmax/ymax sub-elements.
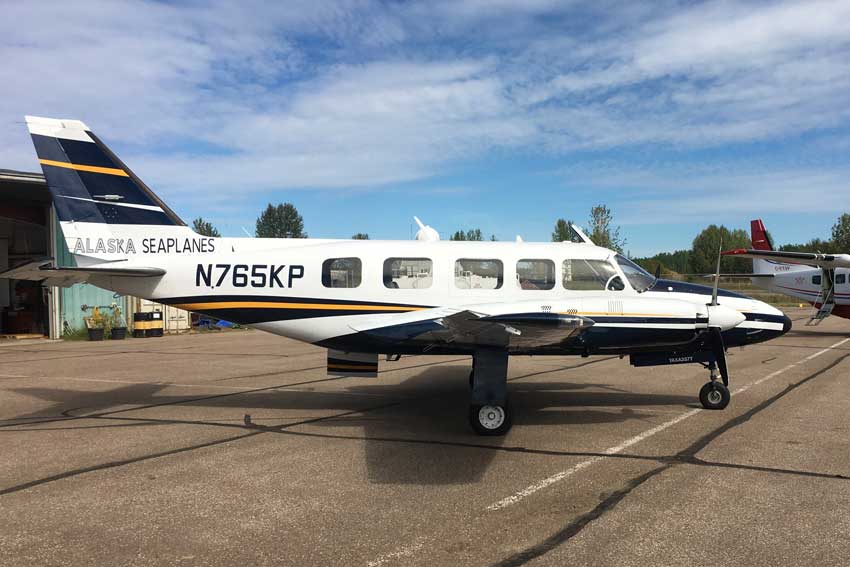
<box><xmin>0</xmin><ymin>259</ymin><xmax>166</xmax><ymax>287</ymax></box>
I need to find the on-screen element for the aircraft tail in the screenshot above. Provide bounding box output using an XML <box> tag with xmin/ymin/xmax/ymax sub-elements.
<box><xmin>750</xmin><ymin>219</ymin><xmax>774</xmax><ymax>274</ymax></box>
<box><xmin>26</xmin><ymin>116</ymin><xmax>193</xmax><ymax>264</ymax></box>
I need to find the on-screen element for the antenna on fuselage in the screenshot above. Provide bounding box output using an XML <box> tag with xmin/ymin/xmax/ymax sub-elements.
<box><xmin>413</xmin><ymin>216</ymin><xmax>440</xmax><ymax>242</ymax></box>
<box><xmin>570</xmin><ymin>224</ymin><xmax>594</xmax><ymax>244</ymax></box>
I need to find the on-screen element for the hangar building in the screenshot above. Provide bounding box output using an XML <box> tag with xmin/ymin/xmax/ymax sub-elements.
<box><xmin>0</xmin><ymin>169</ymin><xmax>189</xmax><ymax>339</ymax></box>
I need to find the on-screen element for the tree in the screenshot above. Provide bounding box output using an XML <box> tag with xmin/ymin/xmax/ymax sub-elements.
<box><xmin>352</xmin><ymin>233</ymin><xmax>369</xmax><ymax>240</ymax></box>
<box><xmin>551</xmin><ymin>219</ymin><xmax>575</xmax><ymax>242</ymax></box>
<box><xmin>587</xmin><ymin>205</ymin><xmax>625</xmax><ymax>252</ymax></box>
<box><xmin>192</xmin><ymin>217</ymin><xmax>220</xmax><ymax>237</ymax></box>
<box><xmin>831</xmin><ymin>213</ymin><xmax>850</xmax><ymax>252</ymax></box>
<box><xmin>779</xmin><ymin>238</ymin><xmax>832</xmax><ymax>253</ymax></box>
<box><xmin>691</xmin><ymin>225</ymin><xmax>750</xmax><ymax>274</ymax></box>
<box><xmin>450</xmin><ymin>228</ymin><xmax>483</xmax><ymax>241</ymax></box>
<box><xmin>255</xmin><ymin>203</ymin><xmax>306</xmax><ymax>238</ymax></box>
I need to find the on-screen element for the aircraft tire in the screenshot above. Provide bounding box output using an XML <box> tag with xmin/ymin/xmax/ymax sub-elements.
<box><xmin>699</xmin><ymin>381</ymin><xmax>730</xmax><ymax>410</ymax></box>
<box><xmin>469</xmin><ymin>401</ymin><xmax>512</xmax><ymax>435</ymax></box>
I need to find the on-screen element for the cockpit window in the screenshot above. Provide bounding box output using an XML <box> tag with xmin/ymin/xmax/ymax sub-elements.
<box><xmin>615</xmin><ymin>254</ymin><xmax>656</xmax><ymax>292</ymax></box>
<box><xmin>562</xmin><ymin>259</ymin><xmax>622</xmax><ymax>291</ymax></box>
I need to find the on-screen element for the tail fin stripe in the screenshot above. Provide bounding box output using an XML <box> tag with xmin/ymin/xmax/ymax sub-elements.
<box><xmin>59</xmin><ymin>195</ymin><xmax>165</xmax><ymax>212</ymax></box>
<box><xmin>39</xmin><ymin>159</ymin><xmax>129</xmax><ymax>177</ymax></box>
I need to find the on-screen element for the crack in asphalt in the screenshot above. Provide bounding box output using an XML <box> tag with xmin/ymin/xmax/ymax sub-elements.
<box><xmin>0</xmin><ymin>402</ymin><xmax>401</xmax><ymax>497</ymax></box>
<box><xmin>490</xmin><ymin>352</ymin><xmax>850</xmax><ymax>567</ymax></box>
<box><xmin>0</xmin><ymin>356</ymin><xmax>617</xmax><ymax>497</ymax></box>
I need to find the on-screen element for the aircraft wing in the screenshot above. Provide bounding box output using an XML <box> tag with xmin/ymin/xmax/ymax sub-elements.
<box><xmin>350</xmin><ymin>305</ymin><xmax>594</xmax><ymax>349</ymax></box>
<box><xmin>723</xmin><ymin>249</ymin><xmax>850</xmax><ymax>269</ymax></box>
<box><xmin>0</xmin><ymin>258</ymin><xmax>166</xmax><ymax>287</ymax></box>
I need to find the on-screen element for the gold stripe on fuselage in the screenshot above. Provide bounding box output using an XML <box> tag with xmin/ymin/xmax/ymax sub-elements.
<box><xmin>39</xmin><ymin>159</ymin><xmax>129</xmax><ymax>177</ymax></box>
<box><xmin>564</xmin><ymin>311</ymin><xmax>678</xmax><ymax>318</ymax></box>
<box><xmin>173</xmin><ymin>301</ymin><xmax>426</xmax><ymax>312</ymax></box>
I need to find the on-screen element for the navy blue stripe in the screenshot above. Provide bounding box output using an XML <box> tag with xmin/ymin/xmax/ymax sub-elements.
<box><xmin>591</xmin><ymin>316</ymin><xmax>698</xmax><ymax>325</ymax></box>
<box><xmin>31</xmin><ymin>133</ymin><xmax>116</xmax><ymax>168</ymax></box>
<box><xmin>159</xmin><ymin>295</ymin><xmax>432</xmax><ymax>309</ymax></box>
<box><xmin>742</xmin><ymin>312</ymin><xmax>787</xmax><ymax>324</ymax></box>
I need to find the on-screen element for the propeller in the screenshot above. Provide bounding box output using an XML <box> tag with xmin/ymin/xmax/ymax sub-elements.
<box><xmin>707</xmin><ymin>238</ymin><xmax>730</xmax><ymax>385</ymax></box>
<box><xmin>710</xmin><ymin>237</ymin><xmax>722</xmax><ymax>307</ymax></box>
<box><xmin>654</xmin><ymin>264</ymin><xmax>661</xmax><ymax>279</ymax></box>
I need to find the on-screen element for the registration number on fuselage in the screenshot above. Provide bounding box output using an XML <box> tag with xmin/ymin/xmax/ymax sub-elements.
<box><xmin>195</xmin><ymin>264</ymin><xmax>305</xmax><ymax>289</ymax></box>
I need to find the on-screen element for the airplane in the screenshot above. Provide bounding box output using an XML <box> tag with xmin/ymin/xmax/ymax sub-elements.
<box><xmin>2</xmin><ymin>116</ymin><xmax>792</xmax><ymax>435</ymax></box>
<box><xmin>723</xmin><ymin>219</ymin><xmax>850</xmax><ymax>326</ymax></box>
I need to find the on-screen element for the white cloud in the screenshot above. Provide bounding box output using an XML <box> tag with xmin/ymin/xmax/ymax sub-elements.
<box><xmin>1</xmin><ymin>0</ymin><xmax>849</xmax><ymax>225</ymax></box>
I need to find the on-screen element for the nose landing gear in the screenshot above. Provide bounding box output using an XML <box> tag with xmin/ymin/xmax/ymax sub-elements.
<box><xmin>699</xmin><ymin>360</ymin><xmax>730</xmax><ymax>410</ymax></box>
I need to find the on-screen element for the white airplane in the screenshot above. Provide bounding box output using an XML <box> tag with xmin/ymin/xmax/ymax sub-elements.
<box><xmin>3</xmin><ymin>116</ymin><xmax>791</xmax><ymax>435</ymax></box>
<box><xmin>723</xmin><ymin>219</ymin><xmax>850</xmax><ymax>326</ymax></box>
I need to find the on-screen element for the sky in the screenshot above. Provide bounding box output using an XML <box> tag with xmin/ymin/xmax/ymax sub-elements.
<box><xmin>2</xmin><ymin>0</ymin><xmax>849</xmax><ymax>256</ymax></box>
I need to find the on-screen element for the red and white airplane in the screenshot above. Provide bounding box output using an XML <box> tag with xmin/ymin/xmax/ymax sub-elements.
<box><xmin>724</xmin><ymin>219</ymin><xmax>850</xmax><ymax>325</ymax></box>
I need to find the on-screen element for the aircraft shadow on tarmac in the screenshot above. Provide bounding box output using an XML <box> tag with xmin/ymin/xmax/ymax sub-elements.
<box><xmin>8</xmin><ymin>362</ymin><xmax>696</xmax><ymax>486</ymax></box>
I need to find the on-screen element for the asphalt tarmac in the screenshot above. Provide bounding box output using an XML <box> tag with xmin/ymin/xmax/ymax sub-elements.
<box><xmin>1</xmin><ymin>308</ymin><xmax>849</xmax><ymax>566</ymax></box>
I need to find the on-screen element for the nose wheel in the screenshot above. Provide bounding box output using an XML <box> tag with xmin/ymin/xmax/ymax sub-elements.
<box><xmin>699</xmin><ymin>360</ymin><xmax>730</xmax><ymax>409</ymax></box>
<box><xmin>699</xmin><ymin>381</ymin><xmax>730</xmax><ymax>410</ymax></box>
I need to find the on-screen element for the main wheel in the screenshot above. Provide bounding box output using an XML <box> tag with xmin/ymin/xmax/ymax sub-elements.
<box><xmin>699</xmin><ymin>381</ymin><xmax>730</xmax><ymax>410</ymax></box>
<box><xmin>469</xmin><ymin>402</ymin><xmax>512</xmax><ymax>435</ymax></box>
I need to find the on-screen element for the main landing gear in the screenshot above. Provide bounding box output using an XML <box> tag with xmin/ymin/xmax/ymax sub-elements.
<box><xmin>468</xmin><ymin>350</ymin><xmax>512</xmax><ymax>435</ymax></box>
<box><xmin>699</xmin><ymin>360</ymin><xmax>730</xmax><ymax>410</ymax></box>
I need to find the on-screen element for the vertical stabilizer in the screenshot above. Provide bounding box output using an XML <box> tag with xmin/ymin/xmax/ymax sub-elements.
<box><xmin>25</xmin><ymin>116</ymin><xmax>193</xmax><ymax>264</ymax></box>
<box><xmin>751</xmin><ymin>219</ymin><xmax>774</xmax><ymax>275</ymax></box>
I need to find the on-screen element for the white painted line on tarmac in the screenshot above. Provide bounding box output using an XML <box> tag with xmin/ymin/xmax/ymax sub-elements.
<box><xmin>366</xmin><ymin>538</ymin><xmax>426</xmax><ymax>567</ymax></box>
<box><xmin>486</xmin><ymin>337</ymin><xmax>850</xmax><ymax>511</ymax></box>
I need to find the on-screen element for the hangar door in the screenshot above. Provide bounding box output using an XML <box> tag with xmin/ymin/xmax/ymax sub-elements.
<box><xmin>0</xmin><ymin>172</ymin><xmax>52</xmax><ymax>337</ymax></box>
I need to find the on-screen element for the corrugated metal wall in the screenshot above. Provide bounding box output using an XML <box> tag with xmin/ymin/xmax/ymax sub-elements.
<box><xmin>53</xmin><ymin>216</ymin><xmax>126</xmax><ymax>333</ymax></box>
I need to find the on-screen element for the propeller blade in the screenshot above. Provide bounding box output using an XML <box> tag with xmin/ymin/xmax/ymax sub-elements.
<box><xmin>654</xmin><ymin>264</ymin><xmax>661</xmax><ymax>279</ymax></box>
<box><xmin>708</xmin><ymin>327</ymin><xmax>729</xmax><ymax>386</ymax></box>
<box><xmin>711</xmin><ymin>238</ymin><xmax>722</xmax><ymax>306</ymax></box>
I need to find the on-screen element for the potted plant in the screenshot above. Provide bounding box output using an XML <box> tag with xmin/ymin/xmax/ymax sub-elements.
<box><xmin>85</xmin><ymin>307</ymin><xmax>107</xmax><ymax>341</ymax></box>
<box><xmin>110</xmin><ymin>306</ymin><xmax>127</xmax><ymax>340</ymax></box>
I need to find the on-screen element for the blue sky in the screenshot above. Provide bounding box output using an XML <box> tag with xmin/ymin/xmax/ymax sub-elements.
<box><xmin>2</xmin><ymin>0</ymin><xmax>849</xmax><ymax>256</ymax></box>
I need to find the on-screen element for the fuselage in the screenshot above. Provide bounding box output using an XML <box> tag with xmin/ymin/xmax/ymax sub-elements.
<box><xmin>750</xmin><ymin>261</ymin><xmax>850</xmax><ymax>318</ymax></box>
<box><xmin>81</xmin><ymin>225</ymin><xmax>790</xmax><ymax>356</ymax></box>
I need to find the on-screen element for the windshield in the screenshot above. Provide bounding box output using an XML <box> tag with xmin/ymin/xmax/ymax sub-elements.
<box><xmin>615</xmin><ymin>254</ymin><xmax>656</xmax><ymax>292</ymax></box>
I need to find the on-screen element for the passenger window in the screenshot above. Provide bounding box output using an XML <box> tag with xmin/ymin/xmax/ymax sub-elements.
<box><xmin>455</xmin><ymin>259</ymin><xmax>503</xmax><ymax>290</ymax></box>
<box><xmin>322</xmin><ymin>258</ymin><xmax>362</xmax><ymax>288</ymax></box>
<box><xmin>563</xmin><ymin>259</ymin><xmax>622</xmax><ymax>291</ymax></box>
<box><xmin>383</xmin><ymin>258</ymin><xmax>433</xmax><ymax>289</ymax></box>
<box><xmin>812</xmin><ymin>275</ymin><xmax>822</xmax><ymax>285</ymax></box>
<box><xmin>516</xmin><ymin>259</ymin><xmax>555</xmax><ymax>290</ymax></box>
<box><xmin>836</xmin><ymin>274</ymin><xmax>846</xmax><ymax>285</ymax></box>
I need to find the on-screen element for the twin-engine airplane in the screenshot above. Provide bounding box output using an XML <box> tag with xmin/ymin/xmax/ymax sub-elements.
<box><xmin>3</xmin><ymin>116</ymin><xmax>791</xmax><ymax>435</ymax></box>
<box><xmin>723</xmin><ymin>219</ymin><xmax>850</xmax><ymax>326</ymax></box>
